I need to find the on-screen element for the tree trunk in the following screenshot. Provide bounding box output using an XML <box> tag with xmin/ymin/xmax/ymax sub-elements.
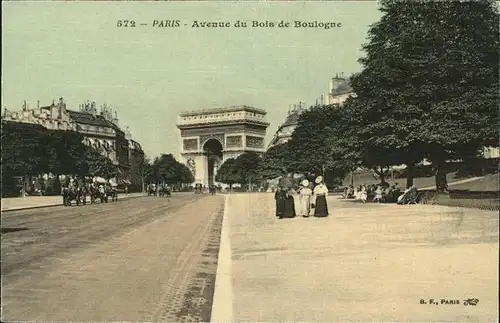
<box><xmin>374</xmin><ymin>167</ymin><xmax>386</xmax><ymax>184</ymax></box>
<box><xmin>406</xmin><ymin>164</ymin><xmax>415</xmax><ymax>188</ymax></box>
<box><xmin>434</xmin><ymin>161</ymin><xmax>448</xmax><ymax>193</ymax></box>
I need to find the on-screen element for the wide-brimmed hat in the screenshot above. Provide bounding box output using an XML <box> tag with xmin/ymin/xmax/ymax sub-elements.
<box><xmin>315</xmin><ymin>176</ymin><xmax>323</xmax><ymax>184</ymax></box>
<box><xmin>301</xmin><ymin>179</ymin><xmax>309</xmax><ymax>187</ymax></box>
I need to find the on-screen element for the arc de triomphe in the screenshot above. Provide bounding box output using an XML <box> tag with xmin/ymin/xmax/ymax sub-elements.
<box><xmin>177</xmin><ymin>106</ymin><xmax>270</xmax><ymax>187</ymax></box>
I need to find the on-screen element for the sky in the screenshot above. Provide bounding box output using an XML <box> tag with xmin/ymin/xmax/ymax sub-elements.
<box><xmin>2</xmin><ymin>1</ymin><xmax>383</xmax><ymax>158</ymax></box>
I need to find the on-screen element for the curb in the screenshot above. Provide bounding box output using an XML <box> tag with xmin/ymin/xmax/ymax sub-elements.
<box><xmin>210</xmin><ymin>194</ymin><xmax>234</xmax><ymax>322</ymax></box>
<box><xmin>1</xmin><ymin>194</ymin><xmax>146</xmax><ymax>213</ymax></box>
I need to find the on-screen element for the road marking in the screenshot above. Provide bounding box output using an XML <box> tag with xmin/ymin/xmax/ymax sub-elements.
<box><xmin>210</xmin><ymin>194</ymin><xmax>234</xmax><ymax>323</ymax></box>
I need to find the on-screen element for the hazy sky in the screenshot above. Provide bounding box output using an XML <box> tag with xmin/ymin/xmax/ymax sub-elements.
<box><xmin>2</xmin><ymin>1</ymin><xmax>382</xmax><ymax>158</ymax></box>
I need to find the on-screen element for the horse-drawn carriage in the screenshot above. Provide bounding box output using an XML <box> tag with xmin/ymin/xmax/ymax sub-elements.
<box><xmin>87</xmin><ymin>184</ymin><xmax>117</xmax><ymax>203</ymax></box>
<box><xmin>194</xmin><ymin>183</ymin><xmax>203</xmax><ymax>194</ymax></box>
<box><xmin>159</xmin><ymin>185</ymin><xmax>171</xmax><ymax>197</ymax></box>
<box><xmin>63</xmin><ymin>185</ymin><xmax>87</xmax><ymax>206</ymax></box>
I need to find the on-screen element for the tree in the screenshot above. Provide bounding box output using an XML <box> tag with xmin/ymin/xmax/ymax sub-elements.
<box><xmin>260</xmin><ymin>142</ymin><xmax>291</xmax><ymax>179</ymax></box>
<box><xmin>177</xmin><ymin>163</ymin><xmax>195</xmax><ymax>185</ymax></box>
<box><xmin>1</xmin><ymin>121</ymin><xmax>47</xmax><ymax>178</ymax></box>
<box><xmin>45</xmin><ymin>130</ymin><xmax>88</xmax><ymax>177</ymax></box>
<box><xmin>142</xmin><ymin>154</ymin><xmax>193</xmax><ymax>187</ymax></box>
<box><xmin>234</xmin><ymin>152</ymin><xmax>263</xmax><ymax>188</ymax></box>
<box><xmin>215</xmin><ymin>158</ymin><xmax>240</xmax><ymax>189</ymax></box>
<box><xmin>345</xmin><ymin>0</ymin><xmax>499</xmax><ymax>190</ymax></box>
<box><xmin>84</xmin><ymin>146</ymin><xmax>116</xmax><ymax>179</ymax></box>
<box><xmin>287</xmin><ymin>105</ymin><xmax>352</xmax><ymax>184</ymax></box>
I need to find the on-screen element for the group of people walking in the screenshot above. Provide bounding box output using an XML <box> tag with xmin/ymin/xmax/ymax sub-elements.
<box><xmin>274</xmin><ymin>176</ymin><xmax>329</xmax><ymax>219</ymax></box>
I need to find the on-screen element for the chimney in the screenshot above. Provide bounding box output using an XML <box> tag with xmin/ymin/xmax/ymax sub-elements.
<box><xmin>37</xmin><ymin>100</ymin><xmax>40</xmax><ymax>109</ymax></box>
<box><xmin>91</xmin><ymin>102</ymin><xmax>97</xmax><ymax>117</ymax></box>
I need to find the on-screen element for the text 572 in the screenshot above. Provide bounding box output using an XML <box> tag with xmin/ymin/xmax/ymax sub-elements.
<box><xmin>117</xmin><ymin>20</ymin><xmax>136</xmax><ymax>27</ymax></box>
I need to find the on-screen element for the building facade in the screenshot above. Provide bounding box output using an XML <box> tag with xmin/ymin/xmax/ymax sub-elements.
<box><xmin>328</xmin><ymin>73</ymin><xmax>356</xmax><ymax>106</ymax></box>
<box><xmin>267</xmin><ymin>103</ymin><xmax>306</xmax><ymax>149</ymax></box>
<box><xmin>177</xmin><ymin>106</ymin><xmax>270</xmax><ymax>187</ymax></box>
<box><xmin>2</xmin><ymin>97</ymin><xmax>143</xmax><ymax>184</ymax></box>
<box><xmin>128</xmin><ymin>133</ymin><xmax>146</xmax><ymax>190</ymax></box>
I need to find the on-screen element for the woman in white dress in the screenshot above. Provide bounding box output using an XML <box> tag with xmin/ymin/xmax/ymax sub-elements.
<box><xmin>298</xmin><ymin>179</ymin><xmax>313</xmax><ymax>217</ymax></box>
<box><xmin>360</xmin><ymin>185</ymin><xmax>368</xmax><ymax>204</ymax></box>
<box><xmin>313</xmin><ymin>176</ymin><xmax>329</xmax><ymax>217</ymax></box>
<box><xmin>374</xmin><ymin>185</ymin><xmax>383</xmax><ymax>203</ymax></box>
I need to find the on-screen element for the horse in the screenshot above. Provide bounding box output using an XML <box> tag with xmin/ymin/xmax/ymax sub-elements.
<box><xmin>148</xmin><ymin>185</ymin><xmax>157</xmax><ymax>197</ymax></box>
<box><xmin>89</xmin><ymin>185</ymin><xmax>106</xmax><ymax>203</ymax></box>
<box><xmin>63</xmin><ymin>186</ymin><xmax>84</xmax><ymax>206</ymax></box>
<box><xmin>105</xmin><ymin>186</ymin><xmax>118</xmax><ymax>202</ymax></box>
<box><xmin>159</xmin><ymin>186</ymin><xmax>171</xmax><ymax>197</ymax></box>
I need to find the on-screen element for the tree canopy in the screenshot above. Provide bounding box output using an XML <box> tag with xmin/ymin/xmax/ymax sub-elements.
<box><xmin>343</xmin><ymin>0</ymin><xmax>499</xmax><ymax>190</ymax></box>
<box><xmin>1</xmin><ymin>120</ymin><xmax>116</xmax><ymax>180</ymax></box>
<box><xmin>260</xmin><ymin>142</ymin><xmax>291</xmax><ymax>179</ymax></box>
<box><xmin>286</xmin><ymin>105</ymin><xmax>352</xmax><ymax>184</ymax></box>
<box><xmin>215</xmin><ymin>152</ymin><xmax>263</xmax><ymax>187</ymax></box>
<box><xmin>143</xmin><ymin>153</ymin><xmax>194</xmax><ymax>185</ymax></box>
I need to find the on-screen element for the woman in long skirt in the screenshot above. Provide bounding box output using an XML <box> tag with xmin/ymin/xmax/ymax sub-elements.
<box><xmin>313</xmin><ymin>176</ymin><xmax>329</xmax><ymax>217</ymax></box>
<box><xmin>283</xmin><ymin>189</ymin><xmax>296</xmax><ymax>218</ymax></box>
<box><xmin>274</xmin><ymin>186</ymin><xmax>286</xmax><ymax>218</ymax></box>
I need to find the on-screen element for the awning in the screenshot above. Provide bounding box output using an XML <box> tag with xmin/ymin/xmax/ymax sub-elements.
<box><xmin>93</xmin><ymin>176</ymin><xmax>107</xmax><ymax>184</ymax></box>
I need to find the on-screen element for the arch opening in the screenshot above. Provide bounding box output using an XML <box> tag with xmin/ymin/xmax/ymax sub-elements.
<box><xmin>203</xmin><ymin>139</ymin><xmax>223</xmax><ymax>187</ymax></box>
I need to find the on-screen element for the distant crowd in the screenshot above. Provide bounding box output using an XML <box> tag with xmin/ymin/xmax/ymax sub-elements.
<box><xmin>342</xmin><ymin>182</ymin><xmax>420</xmax><ymax>205</ymax></box>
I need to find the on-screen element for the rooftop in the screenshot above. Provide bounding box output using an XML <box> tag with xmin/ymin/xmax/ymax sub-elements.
<box><xmin>282</xmin><ymin>110</ymin><xmax>302</xmax><ymax>127</ymax></box>
<box><xmin>332</xmin><ymin>81</ymin><xmax>354</xmax><ymax>96</ymax></box>
<box><xmin>68</xmin><ymin>110</ymin><xmax>122</xmax><ymax>132</ymax></box>
<box><xmin>179</xmin><ymin>105</ymin><xmax>267</xmax><ymax>117</ymax></box>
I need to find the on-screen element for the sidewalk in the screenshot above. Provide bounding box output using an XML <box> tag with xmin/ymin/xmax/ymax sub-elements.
<box><xmin>212</xmin><ymin>193</ymin><xmax>499</xmax><ymax>322</ymax></box>
<box><xmin>419</xmin><ymin>176</ymin><xmax>484</xmax><ymax>190</ymax></box>
<box><xmin>1</xmin><ymin>192</ymin><xmax>146</xmax><ymax>212</ymax></box>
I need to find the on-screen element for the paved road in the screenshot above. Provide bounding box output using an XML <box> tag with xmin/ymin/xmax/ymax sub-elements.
<box><xmin>1</xmin><ymin>193</ymin><xmax>225</xmax><ymax>322</ymax></box>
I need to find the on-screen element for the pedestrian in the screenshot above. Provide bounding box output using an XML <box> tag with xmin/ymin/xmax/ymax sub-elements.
<box><xmin>274</xmin><ymin>185</ymin><xmax>286</xmax><ymax>218</ymax></box>
<box><xmin>374</xmin><ymin>185</ymin><xmax>383</xmax><ymax>203</ymax></box>
<box><xmin>313</xmin><ymin>176</ymin><xmax>329</xmax><ymax>217</ymax></box>
<box><xmin>283</xmin><ymin>188</ymin><xmax>296</xmax><ymax>218</ymax></box>
<box><xmin>299</xmin><ymin>179</ymin><xmax>313</xmax><ymax>217</ymax></box>
<box><xmin>360</xmin><ymin>185</ymin><xmax>368</xmax><ymax>204</ymax></box>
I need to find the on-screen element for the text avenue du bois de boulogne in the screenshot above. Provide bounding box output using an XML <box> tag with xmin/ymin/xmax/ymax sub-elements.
<box><xmin>116</xmin><ymin>20</ymin><xmax>343</xmax><ymax>30</ymax></box>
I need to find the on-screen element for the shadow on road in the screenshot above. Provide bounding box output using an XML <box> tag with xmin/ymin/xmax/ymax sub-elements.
<box><xmin>2</xmin><ymin>227</ymin><xmax>29</xmax><ymax>234</ymax></box>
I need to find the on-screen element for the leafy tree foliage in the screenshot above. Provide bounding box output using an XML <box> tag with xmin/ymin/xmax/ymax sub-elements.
<box><xmin>215</xmin><ymin>158</ymin><xmax>239</xmax><ymax>188</ymax></box>
<box><xmin>287</xmin><ymin>105</ymin><xmax>352</xmax><ymax>184</ymax></box>
<box><xmin>1</xmin><ymin>121</ymin><xmax>47</xmax><ymax>177</ymax></box>
<box><xmin>2</xmin><ymin>120</ymin><xmax>117</xmax><ymax>182</ymax></box>
<box><xmin>45</xmin><ymin>129</ymin><xmax>89</xmax><ymax>176</ymax></box>
<box><xmin>215</xmin><ymin>152</ymin><xmax>263</xmax><ymax>188</ymax></box>
<box><xmin>260</xmin><ymin>142</ymin><xmax>291</xmax><ymax>179</ymax></box>
<box><xmin>177</xmin><ymin>163</ymin><xmax>195</xmax><ymax>184</ymax></box>
<box><xmin>143</xmin><ymin>154</ymin><xmax>194</xmax><ymax>186</ymax></box>
<box><xmin>340</xmin><ymin>0</ymin><xmax>499</xmax><ymax>190</ymax></box>
<box><xmin>84</xmin><ymin>146</ymin><xmax>116</xmax><ymax>179</ymax></box>
<box><xmin>234</xmin><ymin>152</ymin><xmax>263</xmax><ymax>185</ymax></box>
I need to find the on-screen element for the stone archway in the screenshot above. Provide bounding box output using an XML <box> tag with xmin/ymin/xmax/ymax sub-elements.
<box><xmin>203</xmin><ymin>139</ymin><xmax>223</xmax><ymax>187</ymax></box>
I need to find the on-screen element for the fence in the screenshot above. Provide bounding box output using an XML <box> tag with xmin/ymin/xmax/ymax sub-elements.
<box><xmin>419</xmin><ymin>190</ymin><xmax>499</xmax><ymax>211</ymax></box>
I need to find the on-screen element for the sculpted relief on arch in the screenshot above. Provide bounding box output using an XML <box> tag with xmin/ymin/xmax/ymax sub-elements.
<box><xmin>186</xmin><ymin>158</ymin><xmax>196</xmax><ymax>176</ymax></box>
<box><xmin>226</xmin><ymin>135</ymin><xmax>242</xmax><ymax>148</ymax></box>
<box><xmin>246</xmin><ymin>136</ymin><xmax>264</xmax><ymax>148</ymax></box>
<box><xmin>183</xmin><ymin>139</ymin><xmax>198</xmax><ymax>151</ymax></box>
